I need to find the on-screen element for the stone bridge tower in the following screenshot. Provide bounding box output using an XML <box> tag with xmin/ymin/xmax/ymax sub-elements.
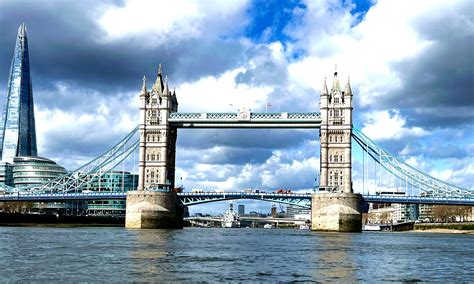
<box><xmin>138</xmin><ymin>64</ymin><xmax>178</xmax><ymax>190</ymax></box>
<box><xmin>312</xmin><ymin>70</ymin><xmax>362</xmax><ymax>232</ymax></box>
<box><xmin>126</xmin><ymin>64</ymin><xmax>182</xmax><ymax>229</ymax></box>
<box><xmin>319</xmin><ymin>71</ymin><xmax>352</xmax><ymax>193</ymax></box>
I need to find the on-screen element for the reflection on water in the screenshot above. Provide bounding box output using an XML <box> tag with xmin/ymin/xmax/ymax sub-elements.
<box><xmin>0</xmin><ymin>227</ymin><xmax>472</xmax><ymax>282</ymax></box>
<box><xmin>314</xmin><ymin>233</ymin><xmax>356</xmax><ymax>281</ymax></box>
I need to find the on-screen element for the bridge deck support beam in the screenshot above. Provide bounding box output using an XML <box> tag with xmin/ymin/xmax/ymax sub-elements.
<box><xmin>125</xmin><ymin>191</ymin><xmax>183</xmax><ymax>229</ymax></box>
<box><xmin>311</xmin><ymin>193</ymin><xmax>362</xmax><ymax>232</ymax></box>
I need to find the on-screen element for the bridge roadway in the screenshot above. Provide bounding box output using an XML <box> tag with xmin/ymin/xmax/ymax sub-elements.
<box><xmin>0</xmin><ymin>191</ymin><xmax>473</xmax><ymax>206</ymax></box>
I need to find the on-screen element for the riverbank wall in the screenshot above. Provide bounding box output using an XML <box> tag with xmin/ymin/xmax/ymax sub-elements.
<box><xmin>0</xmin><ymin>212</ymin><xmax>124</xmax><ymax>227</ymax></box>
<box><xmin>414</xmin><ymin>222</ymin><xmax>474</xmax><ymax>234</ymax></box>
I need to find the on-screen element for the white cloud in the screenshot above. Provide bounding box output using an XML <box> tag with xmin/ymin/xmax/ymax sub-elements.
<box><xmin>98</xmin><ymin>0</ymin><xmax>249</xmax><ymax>45</ymax></box>
<box><xmin>361</xmin><ymin>109</ymin><xmax>430</xmax><ymax>140</ymax></box>
<box><xmin>177</xmin><ymin>67</ymin><xmax>274</xmax><ymax>112</ymax></box>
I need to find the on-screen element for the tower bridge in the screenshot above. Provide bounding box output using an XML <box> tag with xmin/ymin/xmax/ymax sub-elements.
<box><xmin>0</xmin><ymin>64</ymin><xmax>472</xmax><ymax>231</ymax></box>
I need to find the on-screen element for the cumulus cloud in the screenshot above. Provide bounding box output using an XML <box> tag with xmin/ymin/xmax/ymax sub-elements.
<box><xmin>361</xmin><ymin>109</ymin><xmax>430</xmax><ymax>141</ymax></box>
<box><xmin>98</xmin><ymin>0</ymin><xmax>249</xmax><ymax>45</ymax></box>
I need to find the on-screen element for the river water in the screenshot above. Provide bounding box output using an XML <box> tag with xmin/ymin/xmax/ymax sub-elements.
<box><xmin>0</xmin><ymin>227</ymin><xmax>472</xmax><ymax>282</ymax></box>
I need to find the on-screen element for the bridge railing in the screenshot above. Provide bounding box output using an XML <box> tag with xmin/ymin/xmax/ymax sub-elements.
<box><xmin>169</xmin><ymin>112</ymin><xmax>321</xmax><ymax>121</ymax></box>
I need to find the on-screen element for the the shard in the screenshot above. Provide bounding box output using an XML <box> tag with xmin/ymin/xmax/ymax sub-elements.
<box><xmin>0</xmin><ymin>23</ymin><xmax>37</xmax><ymax>162</ymax></box>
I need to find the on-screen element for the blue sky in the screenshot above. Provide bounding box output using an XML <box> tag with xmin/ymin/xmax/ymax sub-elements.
<box><xmin>0</xmin><ymin>0</ymin><xmax>472</xmax><ymax>215</ymax></box>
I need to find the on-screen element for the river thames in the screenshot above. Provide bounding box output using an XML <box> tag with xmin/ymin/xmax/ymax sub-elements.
<box><xmin>0</xmin><ymin>227</ymin><xmax>472</xmax><ymax>282</ymax></box>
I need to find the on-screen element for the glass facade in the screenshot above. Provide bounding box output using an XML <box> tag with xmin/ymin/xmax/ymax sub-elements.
<box><xmin>85</xmin><ymin>171</ymin><xmax>138</xmax><ymax>192</ymax></box>
<box><xmin>12</xmin><ymin>156</ymin><xmax>66</xmax><ymax>188</ymax></box>
<box><xmin>0</xmin><ymin>162</ymin><xmax>14</xmax><ymax>186</ymax></box>
<box><xmin>0</xmin><ymin>23</ymin><xmax>37</xmax><ymax>162</ymax></box>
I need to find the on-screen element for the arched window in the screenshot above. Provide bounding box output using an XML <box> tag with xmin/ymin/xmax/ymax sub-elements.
<box><xmin>151</xmin><ymin>154</ymin><xmax>155</xmax><ymax>161</ymax></box>
<box><xmin>329</xmin><ymin>155</ymin><xmax>333</xmax><ymax>162</ymax></box>
<box><xmin>339</xmin><ymin>155</ymin><xmax>343</xmax><ymax>162</ymax></box>
<box><xmin>146</xmin><ymin>154</ymin><xmax>150</xmax><ymax>161</ymax></box>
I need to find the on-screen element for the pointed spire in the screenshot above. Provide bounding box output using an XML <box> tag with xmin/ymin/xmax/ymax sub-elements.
<box><xmin>344</xmin><ymin>77</ymin><xmax>352</xmax><ymax>96</ymax></box>
<box><xmin>152</xmin><ymin>63</ymin><xmax>164</xmax><ymax>93</ymax></box>
<box><xmin>140</xmin><ymin>76</ymin><xmax>147</xmax><ymax>96</ymax></box>
<box><xmin>321</xmin><ymin>77</ymin><xmax>328</xmax><ymax>96</ymax></box>
<box><xmin>163</xmin><ymin>75</ymin><xmax>169</xmax><ymax>96</ymax></box>
<box><xmin>331</xmin><ymin>69</ymin><xmax>341</xmax><ymax>91</ymax></box>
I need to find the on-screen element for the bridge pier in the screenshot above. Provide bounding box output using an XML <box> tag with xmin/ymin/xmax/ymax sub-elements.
<box><xmin>125</xmin><ymin>191</ymin><xmax>183</xmax><ymax>229</ymax></box>
<box><xmin>311</xmin><ymin>193</ymin><xmax>362</xmax><ymax>232</ymax></box>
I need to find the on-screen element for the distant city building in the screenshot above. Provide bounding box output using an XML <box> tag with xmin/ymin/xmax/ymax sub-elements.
<box><xmin>0</xmin><ymin>24</ymin><xmax>37</xmax><ymax>162</ymax></box>
<box><xmin>85</xmin><ymin>171</ymin><xmax>138</xmax><ymax>192</ymax></box>
<box><xmin>0</xmin><ymin>162</ymin><xmax>13</xmax><ymax>186</ymax></box>
<box><xmin>12</xmin><ymin>156</ymin><xmax>66</xmax><ymax>187</ymax></box>
<box><xmin>238</xmin><ymin>204</ymin><xmax>245</xmax><ymax>216</ymax></box>
<box><xmin>286</xmin><ymin>205</ymin><xmax>310</xmax><ymax>218</ymax></box>
<box><xmin>393</xmin><ymin>203</ymin><xmax>419</xmax><ymax>222</ymax></box>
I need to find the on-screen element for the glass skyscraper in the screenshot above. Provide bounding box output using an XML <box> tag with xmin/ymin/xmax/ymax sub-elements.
<box><xmin>0</xmin><ymin>23</ymin><xmax>37</xmax><ymax>162</ymax></box>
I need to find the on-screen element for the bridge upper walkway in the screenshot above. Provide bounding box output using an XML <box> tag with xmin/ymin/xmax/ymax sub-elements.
<box><xmin>169</xmin><ymin>112</ymin><xmax>321</xmax><ymax>128</ymax></box>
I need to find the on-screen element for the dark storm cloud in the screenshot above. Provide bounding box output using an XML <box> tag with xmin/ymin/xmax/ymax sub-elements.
<box><xmin>176</xmin><ymin>129</ymin><xmax>317</xmax><ymax>150</ymax></box>
<box><xmin>177</xmin><ymin>146</ymin><xmax>273</xmax><ymax>165</ymax></box>
<box><xmin>372</xmin><ymin>2</ymin><xmax>473</xmax><ymax>127</ymax></box>
<box><xmin>0</xmin><ymin>0</ymin><xmax>246</xmax><ymax>101</ymax></box>
<box><xmin>235</xmin><ymin>44</ymin><xmax>288</xmax><ymax>87</ymax></box>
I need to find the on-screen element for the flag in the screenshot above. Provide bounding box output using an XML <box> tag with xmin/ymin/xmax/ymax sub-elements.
<box><xmin>267</xmin><ymin>102</ymin><xmax>272</xmax><ymax>107</ymax></box>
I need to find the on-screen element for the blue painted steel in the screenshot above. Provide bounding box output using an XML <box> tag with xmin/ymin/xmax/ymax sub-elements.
<box><xmin>1</xmin><ymin>191</ymin><xmax>474</xmax><ymax>206</ymax></box>
<box><xmin>362</xmin><ymin>195</ymin><xmax>474</xmax><ymax>206</ymax></box>
<box><xmin>0</xmin><ymin>192</ymin><xmax>127</xmax><ymax>201</ymax></box>
<box><xmin>352</xmin><ymin>127</ymin><xmax>473</xmax><ymax>198</ymax></box>
<box><xmin>168</xmin><ymin>112</ymin><xmax>322</xmax><ymax>128</ymax></box>
<box><xmin>178</xmin><ymin>192</ymin><xmax>312</xmax><ymax>208</ymax></box>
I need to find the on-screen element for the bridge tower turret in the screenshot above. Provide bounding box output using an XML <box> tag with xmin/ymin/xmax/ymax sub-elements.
<box><xmin>127</xmin><ymin>64</ymin><xmax>182</xmax><ymax>229</ymax></box>
<box><xmin>137</xmin><ymin>64</ymin><xmax>178</xmax><ymax>190</ymax></box>
<box><xmin>312</xmin><ymin>70</ymin><xmax>361</xmax><ymax>232</ymax></box>
<box><xmin>319</xmin><ymin>71</ymin><xmax>353</xmax><ymax>193</ymax></box>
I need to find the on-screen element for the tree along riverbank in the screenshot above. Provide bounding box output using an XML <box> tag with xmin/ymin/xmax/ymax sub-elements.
<box><xmin>414</xmin><ymin>222</ymin><xmax>474</xmax><ymax>234</ymax></box>
<box><xmin>0</xmin><ymin>212</ymin><xmax>124</xmax><ymax>227</ymax></box>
